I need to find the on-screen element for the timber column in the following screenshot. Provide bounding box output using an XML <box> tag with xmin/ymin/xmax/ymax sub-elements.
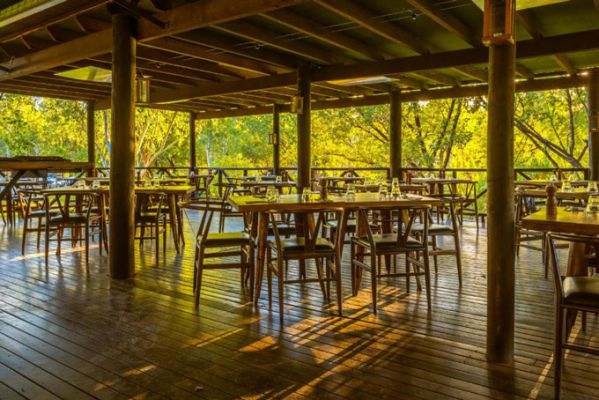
<box><xmin>589</xmin><ymin>69</ymin><xmax>599</xmax><ymax>179</ymax></box>
<box><xmin>86</xmin><ymin>100</ymin><xmax>96</xmax><ymax>177</ymax></box>
<box><xmin>297</xmin><ymin>65</ymin><xmax>311</xmax><ymax>189</ymax></box>
<box><xmin>273</xmin><ymin>104</ymin><xmax>281</xmax><ymax>175</ymax></box>
<box><xmin>389</xmin><ymin>91</ymin><xmax>402</xmax><ymax>179</ymax></box>
<box><xmin>486</xmin><ymin>1</ymin><xmax>516</xmax><ymax>363</ymax></box>
<box><xmin>109</xmin><ymin>12</ymin><xmax>136</xmax><ymax>279</ymax></box>
<box><xmin>189</xmin><ymin>112</ymin><xmax>197</xmax><ymax>172</ymax></box>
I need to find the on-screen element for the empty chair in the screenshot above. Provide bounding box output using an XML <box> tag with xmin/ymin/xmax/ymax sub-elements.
<box><xmin>193</xmin><ymin>201</ymin><xmax>254</xmax><ymax>308</ymax></box>
<box><xmin>547</xmin><ymin>233</ymin><xmax>599</xmax><ymax>399</ymax></box>
<box><xmin>18</xmin><ymin>189</ymin><xmax>50</xmax><ymax>255</ymax></box>
<box><xmin>44</xmin><ymin>191</ymin><xmax>103</xmax><ymax>267</ymax></box>
<box><xmin>267</xmin><ymin>209</ymin><xmax>342</xmax><ymax>322</ymax></box>
<box><xmin>350</xmin><ymin>206</ymin><xmax>431</xmax><ymax>313</ymax></box>
<box><xmin>134</xmin><ymin>191</ymin><xmax>167</xmax><ymax>264</ymax></box>
<box><xmin>411</xmin><ymin>197</ymin><xmax>462</xmax><ymax>286</ymax></box>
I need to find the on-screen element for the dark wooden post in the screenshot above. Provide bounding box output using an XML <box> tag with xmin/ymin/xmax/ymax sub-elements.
<box><xmin>589</xmin><ymin>69</ymin><xmax>599</xmax><ymax>180</ymax></box>
<box><xmin>86</xmin><ymin>100</ymin><xmax>96</xmax><ymax>177</ymax></box>
<box><xmin>189</xmin><ymin>112</ymin><xmax>197</xmax><ymax>173</ymax></box>
<box><xmin>273</xmin><ymin>104</ymin><xmax>281</xmax><ymax>175</ymax></box>
<box><xmin>297</xmin><ymin>65</ymin><xmax>311</xmax><ymax>189</ymax></box>
<box><xmin>486</xmin><ymin>2</ymin><xmax>516</xmax><ymax>363</ymax></box>
<box><xmin>109</xmin><ymin>13</ymin><xmax>136</xmax><ymax>279</ymax></box>
<box><xmin>389</xmin><ymin>91</ymin><xmax>402</xmax><ymax>179</ymax></box>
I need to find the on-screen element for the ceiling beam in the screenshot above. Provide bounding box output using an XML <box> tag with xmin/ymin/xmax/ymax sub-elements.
<box><xmin>314</xmin><ymin>0</ymin><xmax>429</xmax><ymax>54</ymax></box>
<box><xmin>0</xmin><ymin>0</ymin><xmax>308</xmax><ymax>81</ymax></box>
<box><xmin>92</xmin><ymin>28</ymin><xmax>599</xmax><ymax>107</ymax></box>
<box><xmin>194</xmin><ymin>75</ymin><xmax>588</xmax><ymax>119</ymax></box>
<box><xmin>404</xmin><ymin>0</ymin><xmax>479</xmax><ymax>46</ymax></box>
<box><xmin>215</xmin><ymin>20</ymin><xmax>349</xmax><ymax>64</ymax></box>
<box><xmin>261</xmin><ymin>9</ymin><xmax>384</xmax><ymax>61</ymax></box>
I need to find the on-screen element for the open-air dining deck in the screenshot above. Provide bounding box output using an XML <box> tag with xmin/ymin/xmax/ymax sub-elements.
<box><xmin>1</xmin><ymin>0</ymin><xmax>599</xmax><ymax>399</ymax></box>
<box><xmin>0</xmin><ymin>201</ymin><xmax>597</xmax><ymax>400</ymax></box>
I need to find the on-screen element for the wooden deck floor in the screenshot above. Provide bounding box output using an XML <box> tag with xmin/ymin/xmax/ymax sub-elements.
<box><xmin>1</xmin><ymin>212</ymin><xmax>598</xmax><ymax>400</ymax></box>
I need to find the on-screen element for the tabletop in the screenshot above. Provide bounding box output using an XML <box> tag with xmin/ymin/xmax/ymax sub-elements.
<box><xmin>412</xmin><ymin>177</ymin><xmax>475</xmax><ymax>185</ymax></box>
<box><xmin>41</xmin><ymin>185</ymin><xmax>194</xmax><ymax>195</ymax></box>
<box><xmin>516</xmin><ymin>188</ymin><xmax>591</xmax><ymax>200</ymax></box>
<box><xmin>521</xmin><ymin>208</ymin><xmax>599</xmax><ymax>236</ymax></box>
<box><xmin>229</xmin><ymin>192</ymin><xmax>442</xmax><ymax>212</ymax></box>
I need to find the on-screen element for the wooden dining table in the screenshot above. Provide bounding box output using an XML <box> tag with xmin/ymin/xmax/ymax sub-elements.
<box><xmin>522</xmin><ymin>207</ymin><xmax>599</xmax><ymax>337</ymax></box>
<box><xmin>42</xmin><ymin>184</ymin><xmax>193</xmax><ymax>253</ymax></box>
<box><xmin>229</xmin><ymin>192</ymin><xmax>442</xmax><ymax>301</ymax></box>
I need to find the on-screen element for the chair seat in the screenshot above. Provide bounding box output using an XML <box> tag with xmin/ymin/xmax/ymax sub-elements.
<box><xmin>563</xmin><ymin>276</ymin><xmax>599</xmax><ymax>308</ymax></box>
<box><xmin>325</xmin><ymin>219</ymin><xmax>356</xmax><ymax>229</ymax></box>
<box><xmin>49</xmin><ymin>214</ymin><xmax>87</xmax><ymax>224</ymax></box>
<box><xmin>353</xmin><ymin>233</ymin><xmax>423</xmax><ymax>250</ymax></box>
<box><xmin>136</xmin><ymin>212</ymin><xmax>162</xmax><ymax>223</ymax></box>
<box><xmin>276</xmin><ymin>237</ymin><xmax>335</xmax><ymax>254</ymax></box>
<box><xmin>411</xmin><ymin>223</ymin><xmax>454</xmax><ymax>234</ymax></box>
<box><xmin>27</xmin><ymin>210</ymin><xmax>48</xmax><ymax>218</ymax></box>
<box><xmin>205</xmin><ymin>231</ymin><xmax>251</xmax><ymax>247</ymax></box>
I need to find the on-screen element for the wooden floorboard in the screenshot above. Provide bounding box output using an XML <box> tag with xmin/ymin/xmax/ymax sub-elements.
<box><xmin>1</xmin><ymin>213</ymin><xmax>598</xmax><ymax>399</ymax></box>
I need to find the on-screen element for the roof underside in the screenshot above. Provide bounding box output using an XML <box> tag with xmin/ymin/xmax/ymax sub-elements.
<box><xmin>0</xmin><ymin>0</ymin><xmax>597</xmax><ymax>119</ymax></box>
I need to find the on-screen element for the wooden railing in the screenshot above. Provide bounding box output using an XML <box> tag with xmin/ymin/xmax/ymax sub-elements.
<box><xmin>93</xmin><ymin>165</ymin><xmax>590</xmax><ymax>210</ymax></box>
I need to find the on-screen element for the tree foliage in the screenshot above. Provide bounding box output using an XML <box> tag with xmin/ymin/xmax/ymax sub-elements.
<box><xmin>0</xmin><ymin>89</ymin><xmax>590</xmax><ymax>174</ymax></box>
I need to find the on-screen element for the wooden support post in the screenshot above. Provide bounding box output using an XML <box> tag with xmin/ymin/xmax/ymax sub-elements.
<box><xmin>486</xmin><ymin>2</ymin><xmax>516</xmax><ymax>363</ymax></box>
<box><xmin>296</xmin><ymin>65</ymin><xmax>311</xmax><ymax>189</ymax></box>
<box><xmin>189</xmin><ymin>112</ymin><xmax>197</xmax><ymax>173</ymax></box>
<box><xmin>589</xmin><ymin>69</ymin><xmax>599</xmax><ymax>180</ymax></box>
<box><xmin>86</xmin><ymin>100</ymin><xmax>96</xmax><ymax>177</ymax></box>
<box><xmin>109</xmin><ymin>13</ymin><xmax>136</xmax><ymax>279</ymax></box>
<box><xmin>272</xmin><ymin>104</ymin><xmax>281</xmax><ymax>175</ymax></box>
<box><xmin>389</xmin><ymin>91</ymin><xmax>402</xmax><ymax>179</ymax></box>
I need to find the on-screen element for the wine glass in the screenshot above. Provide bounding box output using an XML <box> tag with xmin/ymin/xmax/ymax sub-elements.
<box><xmin>302</xmin><ymin>187</ymin><xmax>311</xmax><ymax>202</ymax></box>
<box><xmin>391</xmin><ymin>177</ymin><xmax>401</xmax><ymax>197</ymax></box>
<box><xmin>588</xmin><ymin>181</ymin><xmax>598</xmax><ymax>193</ymax></box>
<box><xmin>379</xmin><ymin>181</ymin><xmax>388</xmax><ymax>199</ymax></box>
<box><xmin>345</xmin><ymin>183</ymin><xmax>356</xmax><ymax>199</ymax></box>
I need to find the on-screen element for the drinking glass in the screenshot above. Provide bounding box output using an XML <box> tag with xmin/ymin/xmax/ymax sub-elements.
<box><xmin>588</xmin><ymin>181</ymin><xmax>598</xmax><ymax>193</ymax></box>
<box><xmin>391</xmin><ymin>177</ymin><xmax>401</xmax><ymax>197</ymax></box>
<box><xmin>379</xmin><ymin>181</ymin><xmax>388</xmax><ymax>199</ymax></box>
<box><xmin>266</xmin><ymin>186</ymin><xmax>278</xmax><ymax>202</ymax></box>
<box><xmin>302</xmin><ymin>188</ymin><xmax>311</xmax><ymax>202</ymax></box>
<box><xmin>586</xmin><ymin>194</ymin><xmax>599</xmax><ymax>213</ymax></box>
<box><xmin>345</xmin><ymin>183</ymin><xmax>356</xmax><ymax>199</ymax></box>
<box><xmin>562</xmin><ymin>180</ymin><xmax>572</xmax><ymax>192</ymax></box>
<box><xmin>275</xmin><ymin>175</ymin><xmax>282</xmax><ymax>183</ymax></box>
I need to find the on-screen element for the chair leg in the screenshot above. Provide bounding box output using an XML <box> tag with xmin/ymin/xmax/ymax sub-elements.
<box><xmin>454</xmin><ymin>231</ymin><xmax>463</xmax><ymax>287</ymax></box>
<box><xmin>554</xmin><ymin>306</ymin><xmax>565</xmax><ymax>400</ymax></box>
<box><xmin>84</xmin><ymin>224</ymin><xmax>90</xmax><ymax>267</ymax></box>
<box><xmin>155</xmin><ymin>223</ymin><xmax>160</xmax><ymax>265</ymax></box>
<box><xmin>423</xmin><ymin>250</ymin><xmax>432</xmax><ymax>310</ymax></box>
<box><xmin>21</xmin><ymin>216</ymin><xmax>28</xmax><ymax>255</ymax></box>
<box><xmin>248</xmin><ymin>244</ymin><xmax>255</xmax><ymax>301</ymax></box>
<box><xmin>350</xmin><ymin>244</ymin><xmax>357</xmax><ymax>296</ymax></box>
<box><xmin>277</xmin><ymin>256</ymin><xmax>284</xmax><ymax>323</ymax></box>
<box><xmin>194</xmin><ymin>249</ymin><xmax>205</xmax><ymax>309</ymax></box>
<box><xmin>44</xmin><ymin>223</ymin><xmax>50</xmax><ymax>267</ymax></box>
<box><xmin>37</xmin><ymin>216</ymin><xmax>42</xmax><ymax>249</ymax></box>
<box><xmin>432</xmin><ymin>236</ymin><xmax>439</xmax><ymax>275</ymax></box>
<box><xmin>405</xmin><ymin>254</ymin><xmax>410</xmax><ymax>293</ymax></box>
<box><xmin>371</xmin><ymin>254</ymin><xmax>378</xmax><ymax>314</ymax></box>
<box><xmin>315</xmin><ymin>258</ymin><xmax>328</xmax><ymax>300</ymax></box>
<box><xmin>267</xmin><ymin>249</ymin><xmax>273</xmax><ymax>310</ymax></box>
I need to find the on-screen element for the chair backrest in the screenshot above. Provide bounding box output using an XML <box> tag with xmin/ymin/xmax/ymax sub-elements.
<box><xmin>43</xmin><ymin>191</ymin><xmax>97</xmax><ymax>221</ymax></box>
<box><xmin>193</xmin><ymin>200</ymin><xmax>227</xmax><ymax>243</ymax></box>
<box><xmin>269</xmin><ymin>209</ymin><xmax>337</xmax><ymax>252</ymax></box>
<box><xmin>547</xmin><ymin>232</ymin><xmax>599</xmax><ymax>301</ymax></box>
<box><xmin>134</xmin><ymin>191</ymin><xmax>165</xmax><ymax>221</ymax></box>
<box><xmin>356</xmin><ymin>205</ymin><xmax>429</xmax><ymax>249</ymax></box>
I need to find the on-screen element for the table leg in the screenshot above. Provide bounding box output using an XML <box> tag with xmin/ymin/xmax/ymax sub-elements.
<box><xmin>168</xmin><ymin>194</ymin><xmax>180</xmax><ymax>253</ymax></box>
<box><xmin>254</xmin><ymin>211</ymin><xmax>268</xmax><ymax>303</ymax></box>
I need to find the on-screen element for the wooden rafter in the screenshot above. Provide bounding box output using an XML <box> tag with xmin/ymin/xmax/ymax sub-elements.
<box><xmin>0</xmin><ymin>0</ymin><xmax>308</xmax><ymax>81</ymax></box>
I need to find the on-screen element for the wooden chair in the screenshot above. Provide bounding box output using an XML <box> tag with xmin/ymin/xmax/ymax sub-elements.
<box><xmin>266</xmin><ymin>209</ymin><xmax>342</xmax><ymax>321</ymax></box>
<box><xmin>193</xmin><ymin>201</ymin><xmax>254</xmax><ymax>309</ymax></box>
<box><xmin>515</xmin><ymin>190</ymin><xmax>548</xmax><ymax>275</ymax></box>
<box><xmin>43</xmin><ymin>191</ymin><xmax>103</xmax><ymax>267</ymax></box>
<box><xmin>350</xmin><ymin>206</ymin><xmax>431</xmax><ymax>313</ymax></box>
<box><xmin>547</xmin><ymin>233</ymin><xmax>599</xmax><ymax>399</ymax></box>
<box><xmin>411</xmin><ymin>197</ymin><xmax>463</xmax><ymax>286</ymax></box>
<box><xmin>134</xmin><ymin>191</ymin><xmax>167</xmax><ymax>264</ymax></box>
<box><xmin>18</xmin><ymin>189</ymin><xmax>51</xmax><ymax>255</ymax></box>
